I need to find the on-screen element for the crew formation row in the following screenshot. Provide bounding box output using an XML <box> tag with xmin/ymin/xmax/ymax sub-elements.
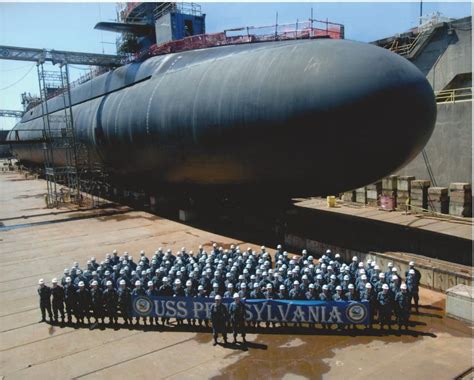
<box><xmin>37</xmin><ymin>244</ymin><xmax>421</xmax><ymax>331</ymax></box>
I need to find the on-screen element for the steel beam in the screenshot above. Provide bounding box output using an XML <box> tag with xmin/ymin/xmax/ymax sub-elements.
<box><xmin>0</xmin><ymin>109</ymin><xmax>24</xmax><ymax>118</ymax></box>
<box><xmin>0</xmin><ymin>45</ymin><xmax>122</xmax><ymax>67</ymax></box>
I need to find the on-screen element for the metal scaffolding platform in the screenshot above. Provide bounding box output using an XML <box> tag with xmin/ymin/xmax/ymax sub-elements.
<box><xmin>0</xmin><ymin>45</ymin><xmax>122</xmax><ymax>67</ymax></box>
<box><xmin>0</xmin><ymin>109</ymin><xmax>24</xmax><ymax>118</ymax></box>
<box><xmin>37</xmin><ymin>63</ymin><xmax>81</xmax><ymax>207</ymax></box>
<box><xmin>1</xmin><ymin>44</ymin><xmax>116</xmax><ymax>208</ymax></box>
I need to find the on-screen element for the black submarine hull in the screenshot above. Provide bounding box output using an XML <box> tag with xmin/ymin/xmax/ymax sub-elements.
<box><xmin>8</xmin><ymin>39</ymin><xmax>436</xmax><ymax>197</ymax></box>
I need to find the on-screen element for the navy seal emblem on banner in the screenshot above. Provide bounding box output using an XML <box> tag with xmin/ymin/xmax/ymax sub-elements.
<box><xmin>345</xmin><ymin>303</ymin><xmax>367</xmax><ymax>323</ymax></box>
<box><xmin>133</xmin><ymin>296</ymin><xmax>152</xmax><ymax>317</ymax></box>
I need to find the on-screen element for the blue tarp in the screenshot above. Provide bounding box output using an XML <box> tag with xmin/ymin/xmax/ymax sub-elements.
<box><xmin>131</xmin><ymin>296</ymin><xmax>370</xmax><ymax>324</ymax></box>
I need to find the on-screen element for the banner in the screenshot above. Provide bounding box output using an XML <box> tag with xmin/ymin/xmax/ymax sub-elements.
<box><xmin>132</xmin><ymin>296</ymin><xmax>370</xmax><ymax>325</ymax></box>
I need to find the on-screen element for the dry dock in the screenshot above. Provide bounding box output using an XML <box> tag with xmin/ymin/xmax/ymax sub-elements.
<box><xmin>0</xmin><ymin>172</ymin><xmax>472</xmax><ymax>379</ymax></box>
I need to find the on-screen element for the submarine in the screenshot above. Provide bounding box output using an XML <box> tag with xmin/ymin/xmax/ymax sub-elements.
<box><xmin>8</xmin><ymin>38</ymin><xmax>436</xmax><ymax>199</ymax></box>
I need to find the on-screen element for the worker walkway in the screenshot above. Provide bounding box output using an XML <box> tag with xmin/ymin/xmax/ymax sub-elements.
<box><xmin>0</xmin><ymin>172</ymin><xmax>472</xmax><ymax>379</ymax></box>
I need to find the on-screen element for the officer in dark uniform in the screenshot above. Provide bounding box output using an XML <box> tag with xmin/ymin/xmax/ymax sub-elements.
<box><xmin>51</xmin><ymin>278</ymin><xmax>65</xmax><ymax>324</ymax></box>
<box><xmin>37</xmin><ymin>279</ymin><xmax>53</xmax><ymax>323</ymax></box>
<box><xmin>229</xmin><ymin>293</ymin><xmax>247</xmax><ymax>344</ymax></box>
<box><xmin>394</xmin><ymin>283</ymin><xmax>411</xmax><ymax>329</ymax></box>
<box><xmin>118</xmin><ymin>279</ymin><xmax>132</xmax><ymax>325</ymax></box>
<box><xmin>89</xmin><ymin>280</ymin><xmax>104</xmax><ymax>325</ymax></box>
<box><xmin>75</xmin><ymin>281</ymin><xmax>91</xmax><ymax>324</ymax></box>
<box><xmin>103</xmin><ymin>280</ymin><xmax>118</xmax><ymax>325</ymax></box>
<box><xmin>210</xmin><ymin>295</ymin><xmax>229</xmax><ymax>345</ymax></box>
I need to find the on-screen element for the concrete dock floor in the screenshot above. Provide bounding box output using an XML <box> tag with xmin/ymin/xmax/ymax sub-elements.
<box><xmin>1</xmin><ymin>172</ymin><xmax>473</xmax><ymax>379</ymax></box>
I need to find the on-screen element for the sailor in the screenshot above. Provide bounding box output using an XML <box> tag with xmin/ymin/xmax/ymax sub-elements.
<box><xmin>173</xmin><ymin>279</ymin><xmax>185</xmax><ymax>325</ymax></box>
<box><xmin>345</xmin><ymin>283</ymin><xmax>359</xmax><ymax>301</ymax></box>
<box><xmin>377</xmin><ymin>283</ymin><xmax>393</xmax><ymax>330</ymax></box>
<box><xmin>89</xmin><ymin>280</ymin><xmax>104</xmax><ymax>325</ymax></box>
<box><xmin>264</xmin><ymin>283</ymin><xmax>275</xmax><ymax>299</ymax></box>
<box><xmin>209</xmin><ymin>282</ymin><xmax>221</xmax><ymax>299</ymax></box>
<box><xmin>145</xmin><ymin>281</ymin><xmax>159</xmax><ymax>325</ymax></box>
<box><xmin>332</xmin><ymin>285</ymin><xmax>345</xmax><ymax>329</ymax></box>
<box><xmin>63</xmin><ymin>277</ymin><xmax>76</xmax><ymax>323</ymax></box>
<box><xmin>319</xmin><ymin>284</ymin><xmax>332</xmax><ymax>329</ymax></box>
<box><xmin>360</xmin><ymin>283</ymin><xmax>376</xmax><ymax>329</ymax></box>
<box><xmin>103</xmin><ymin>280</ymin><xmax>118</xmax><ymax>325</ymax></box>
<box><xmin>61</xmin><ymin>269</ymin><xmax>70</xmax><ymax>286</ymax></box>
<box><xmin>278</xmin><ymin>284</ymin><xmax>289</xmax><ymax>300</ymax></box>
<box><xmin>332</xmin><ymin>285</ymin><xmax>345</xmax><ymax>301</ymax></box>
<box><xmin>37</xmin><ymin>279</ymin><xmax>53</xmax><ymax>323</ymax></box>
<box><xmin>117</xmin><ymin>280</ymin><xmax>132</xmax><ymax>325</ymax></box>
<box><xmin>229</xmin><ymin>293</ymin><xmax>247</xmax><ymax>344</ymax></box>
<box><xmin>305</xmin><ymin>283</ymin><xmax>318</xmax><ymax>300</ymax></box>
<box><xmin>51</xmin><ymin>278</ymin><xmax>65</xmax><ymax>324</ymax></box>
<box><xmin>223</xmin><ymin>283</ymin><xmax>234</xmax><ymax>299</ymax></box>
<box><xmin>75</xmin><ymin>281</ymin><xmax>91</xmax><ymax>324</ymax></box>
<box><xmin>158</xmin><ymin>277</ymin><xmax>173</xmax><ymax>325</ymax></box>
<box><xmin>131</xmin><ymin>280</ymin><xmax>146</xmax><ymax>325</ymax></box>
<box><xmin>394</xmin><ymin>283</ymin><xmax>411</xmax><ymax>329</ymax></box>
<box><xmin>406</xmin><ymin>269</ymin><xmax>420</xmax><ymax>313</ymax></box>
<box><xmin>390</xmin><ymin>274</ymin><xmax>401</xmax><ymax>295</ymax></box>
<box><xmin>319</xmin><ymin>284</ymin><xmax>331</xmax><ymax>301</ymax></box>
<box><xmin>210</xmin><ymin>295</ymin><xmax>229</xmax><ymax>345</ymax></box>
<box><xmin>238</xmin><ymin>282</ymin><xmax>248</xmax><ymax>299</ymax></box>
<box><xmin>289</xmin><ymin>280</ymin><xmax>303</xmax><ymax>300</ymax></box>
<box><xmin>405</xmin><ymin>261</ymin><xmax>422</xmax><ymax>283</ymax></box>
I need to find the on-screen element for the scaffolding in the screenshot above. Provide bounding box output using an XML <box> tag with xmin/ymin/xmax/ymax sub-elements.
<box><xmin>36</xmin><ymin>63</ymin><xmax>110</xmax><ymax>208</ymax></box>
<box><xmin>0</xmin><ymin>45</ymin><xmax>118</xmax><ymax>209</ymax></box>
<box><xmin>37</xmin><ymin>63</ymin><xmax>80</xmax><ymax>207</ymax></box>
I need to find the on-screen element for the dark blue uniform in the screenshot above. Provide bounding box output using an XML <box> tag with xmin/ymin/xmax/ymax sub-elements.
<box><xmin>210</xmin><ymin>302</ymin><xmax>229</xmax><ymax>345</ymax></box>
<box><xmin>38</xmin><ymin>285</ymin><xmax>52</xmax><ymax>322</ymax></box>
<box><xmin>51</xmin><ymin>285</ymin><xmax>65</xmax><ymax>323</ymax></box>
<box><xmin>118</xmin><ymin>287</ymin><xmax>132</xmax><ymax>324</ymax></box>
<box><xmin>103</xmin><ymin>287</ymin><xmax>118</xmax><ymax>324</ymax></box>
<box><xmin>377</xmin><ymin>291</ymin><xmax>393</xmax><ymax>329</ymax></box>
<box><xmin>63</xmin><ymin>283</ymin><xmax>76</xmax><ymax>323</ymax></box>
<box><xmin>131</xmin><ymin>287</ymin><xmax>146</xmax><ymax>324</ymax></box>
<box><xmin>90</xmin><ymin>287</ymin><xmax>104</xmax><ymax>323</ymax></box>
<box><xmin>229</xmin><ymin>301</ymin><xmax>247</xmax><ymax>343</ymax></box>
<box><xmin>75</xmin><ymin>288</ymin><xmax>91</xmax><ymax>323</ymax></box>
<box><xmin>394</xmin><ymin>291</ymin><xmax>411</xmax><ymax>328</ymax></box>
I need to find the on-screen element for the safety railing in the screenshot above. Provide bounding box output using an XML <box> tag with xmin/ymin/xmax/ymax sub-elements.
<box><xmin>435</xmin><ymin>87</ymin><xmax>472</xmax><ymax>103</ymax></box>
<box><xmin>389</xmin><ymin>29</ymin><xmax>428</xmax><ymax>57</ymax></box>
<box><xmin>138</xmin><ymin>19</ymin><xmax>344</xmax><ymax>62</ymax></box>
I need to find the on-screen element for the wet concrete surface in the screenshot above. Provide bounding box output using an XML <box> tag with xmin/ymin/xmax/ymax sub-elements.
<box><xmin>0</xmin><ymin>172</ymin><xmax>473</xmax><ymax>379</ymax></box>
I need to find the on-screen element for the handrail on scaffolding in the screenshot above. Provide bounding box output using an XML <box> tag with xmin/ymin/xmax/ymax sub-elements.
<box><xmin>137</xmin><ymin>18</ymin><xmax>344</xmax><ymax>62</ymax></box>
<box><xmin>387</xmin><ymin>28</ymin><xmax>428</xmax><ymax>56</ymax></box>
<box><xmin>435</xmin><ymin>87</ymin><xmax>472</xmax><ymax>103</ymax></box>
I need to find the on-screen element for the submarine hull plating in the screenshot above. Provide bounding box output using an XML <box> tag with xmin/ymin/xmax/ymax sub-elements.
<box><xmin>8</xmin><ymin>39</ymin><xmax>436</xmax><ymax>197</ymax></box>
